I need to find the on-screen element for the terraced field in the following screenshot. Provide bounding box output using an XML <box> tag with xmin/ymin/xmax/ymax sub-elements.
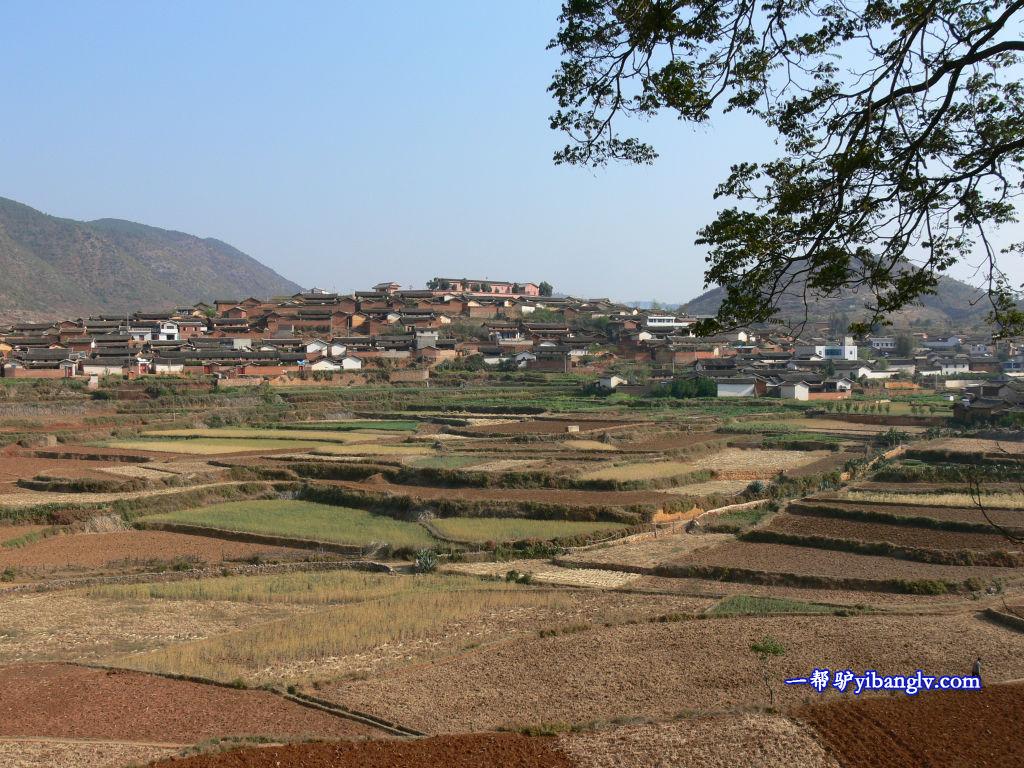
<box><xmin>139</xmin><ymin>500</ymin><xmax>436</xmax><ymax>550</ymax></box>
<box><xmin>762</xmin><ymin>513</ymin><xmax>1019</xmax><ymax>553</ymax></box>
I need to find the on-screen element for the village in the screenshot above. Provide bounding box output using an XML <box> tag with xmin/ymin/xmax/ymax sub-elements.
<box><xmin>1</xmin><ymin>277</ymin><xmax>1022</xmax><ymax>420</ymax></box>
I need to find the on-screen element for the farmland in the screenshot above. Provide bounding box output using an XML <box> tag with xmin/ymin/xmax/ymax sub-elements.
<box><xmin>1</xmin><ymin>378</ymin><xmax>1023</xmax><ymax>767</ymax></box>
<box><xmin>139</xmin><ymin>500</ymin><xmax>437</xmax><ymax>550</ymax></box>
<box><xmin>428</xmin><ymin>517</ymin><xmax>627</xmax><ymax>544</ymax></box>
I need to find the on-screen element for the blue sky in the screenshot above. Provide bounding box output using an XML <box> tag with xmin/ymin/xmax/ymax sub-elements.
<box><xmin>2</xmin><ymin>1</ymin><xmax>1011</xmax><ymax>303</ymax></box>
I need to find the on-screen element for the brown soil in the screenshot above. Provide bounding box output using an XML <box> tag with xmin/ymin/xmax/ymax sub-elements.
<box><xmin>680</xmin><ymin>540</ymin><xmax>1018</xmax><ymax>584</ymax></box>
<box><xmin>786</xmin><ymin>453</ymin><xmax>850</xmax><ymax>478</ymax></box>
<box><xmin>0</xmin><ymin>663</ymin><xmax>379</xmax><ymax>742</ymax></box>
<box><xmin>799</xmin><ymin>498</ymin><xmax>1024</xmax><ymax>530</ymax></box>
<box><xmin>324</xmin><ymin>613</ymin><xmax>1024</xmax><ymax>733</ymax></box>
<box><xmin>0</xmin><ymin>530</ymin><xmax>309</xmax><ymax>571</ymax></box>
<box><xmin>147</xmin><ymin>733</ymin><xmax>575</xmax><ymax>768</ymax></box>
<box><xmin>562</xmin><ymin>714</ymin><xmax>839</xmax><ymax>768</ymax></box>
<box><xmin>765</xmin><ymin>513</ymin><xmax>1018</xmax><ymax>552</ymax></box>
<box><xmin>618</xmin><ymin>432</ymin><xmax>726</xmax><ymax>452</ymax></box>
<box><xmin>794</xmin><ymin>681</ymin><xmax>1024</xmax><ymax>767</ymax></box>
<box><xmin>559</xmin><ymin>531</ymin><xmax>733</xmax><ymax>569</ymax></box>
<box><xmin>0</xmin><ymin>456</ymin><xmax>117</xmax><ymax>485</ymax></box>
<box><xmin>0</xmin><ymin>524</ymin><xmax>48</xmax><ymax>542</ymax></box>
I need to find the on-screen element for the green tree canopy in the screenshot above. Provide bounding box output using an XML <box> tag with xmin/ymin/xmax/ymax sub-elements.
<box><xmin>549</xmin><ymin>0</ymin><xmax>1024</xmax><ymax>335</ymax></box>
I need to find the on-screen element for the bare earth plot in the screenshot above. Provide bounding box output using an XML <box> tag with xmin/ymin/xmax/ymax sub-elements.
<box><xmin>794</xmin><ymin>681</ymin><xmax>1024</xmax><ymax>768</ymax></box>
<box><xmin>147</xmin><ymin>733</ymin><xmax>575</xmax><ymax>768</ymax></box>
<box><xmin>0</xmin><ymin>663</ymin><xmax>379</xmax><ymax>742</ymax></box>
<box><xmin>559</xmin><ymin>532</ymin><xmax>734</xmax><ymax>570</ymax></box>
<box><xmin>562</xmin><ymin>714</ymin><xmax>839</xmax><ymax>768</ymax></box>
<box><xmin>796</xmin><ymin>498</ymin><xmax>1024</xmax><ymax>530</ymax></box>
<box><xmin>326</xmin><ymin>613</ymin><xmax>1024</xmax><ymax>733</ymax></box>
<box><xmin>765</xmin><ymin>513</ymin><xmax>1020</xmax><ymax>552</ymax></box>
<box><xmin>679</xmin><ymin>540</ymin><xmax>1020</xmax><ymax>585</ymax></box>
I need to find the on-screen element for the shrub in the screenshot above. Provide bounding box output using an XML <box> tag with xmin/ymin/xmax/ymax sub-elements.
<box><xmin>414</xmin><ymin>549</ymin><xmax>438</xmax><ymax>573</ymax></box>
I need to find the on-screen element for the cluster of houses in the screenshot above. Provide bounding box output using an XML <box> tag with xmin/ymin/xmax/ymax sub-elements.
<box><xmin>1</xmin><ymin>279</ymin><xmax>1022</xmax><ymax>410</ymax></box>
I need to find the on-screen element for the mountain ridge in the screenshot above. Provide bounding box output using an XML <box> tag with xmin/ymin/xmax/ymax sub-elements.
<box><xmin>681</xmin><ymin>274</ymin><xmax>991</xmax><ymax>330</ymax></box>
<box><xmin>0</xmin><ymin>197</ymin><xmax>302</xmax><ymax>321</ymax></box>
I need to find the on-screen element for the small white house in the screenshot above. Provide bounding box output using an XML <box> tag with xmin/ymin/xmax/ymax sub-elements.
<box><xmin>339</xmin><ymin>355</ymin><xmax>363</xmax><ymax>370</ymax></box>
<box><xmin>598</xmin><ymin>375</ymin><xmax>628</xmax><ymax>391</ymax></box>
<box><xmin>780</xmin><ymin>381</ymin><xmax>811</xmax><ymax>401</ymax></box>
<box><xmin>153</xmin><ymin>360</ymin><xmax>185</xmax><ymax>374</ymax></box>
<box><xmin>309</xmin><ymin>358</ymin><xmax>342</xmax><ymax>372</ymax></box>
<box><xmin>716</xmin><ymin>378</ymin><xmax>759</xmax><ymax>397</ymax></box>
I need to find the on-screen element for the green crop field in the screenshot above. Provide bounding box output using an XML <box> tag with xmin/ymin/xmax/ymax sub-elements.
<box><xmin>404</xmin><ymin>455</ymin><xmax>482</xmax><ymax>469</ymax></box>
<box><xmin>429</xmin><ymin>517</ymin><xmax>627</xmax><ymax>544</ymax></box>
<box><xmin>141</xmin><ymin>500</ymin><xmax>436</xmax><ymax>548</ymax></box>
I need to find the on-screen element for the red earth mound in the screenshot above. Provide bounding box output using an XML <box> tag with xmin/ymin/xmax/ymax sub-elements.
<box><xmin>148</xmin><ymin>733</ymin><xmax>576</xmax><ymax>768</ymax></box>
<box><xmin>0</xmin><ymin>663</ymin><xmax>379</xmax><ymax>743</ymax></box>
<box><xmin>794</xmin><ymin>682</ymin><xmax>1024</xmax><ymax>767</ymax></box>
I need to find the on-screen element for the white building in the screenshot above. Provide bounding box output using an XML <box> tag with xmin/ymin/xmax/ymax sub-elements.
<box><xmin>869</xmin><ymin>336</ymin><xmax>897</xmax><ymax>352</ymax></box>
<box><xmin>645</xmin><ymin>315</ymin><xmax>693</xmax><ymax>331</ymax></box>
<box><xmin>795</xmin><ymin>336</ymin><xmax>859</xmax><ymax>361</ymax></box>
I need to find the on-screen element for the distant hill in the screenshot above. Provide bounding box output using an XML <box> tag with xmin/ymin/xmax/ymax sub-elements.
<box><xmin>681</xmin><ymin>272</ymin><xmax>991</xmax><ymax>330</ymax></box>
<box><xmin>0</xmin><ymin>197</ymin><xmax>302</xmax><ymax>321</ymax></box>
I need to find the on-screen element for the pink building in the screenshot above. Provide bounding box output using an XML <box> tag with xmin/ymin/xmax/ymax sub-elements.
<box><xmin>429</xmin><ymin>278</ymin><xmax>540</xmax><ymax>297</ymax></box>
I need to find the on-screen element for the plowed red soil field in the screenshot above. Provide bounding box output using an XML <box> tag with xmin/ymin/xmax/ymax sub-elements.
<box><xmin>0</xmin><ymin>530</ymin><xmax>309</xmax><ymax>570</ymax></box>
<box><xmin>0</xmin><ymin>664</ymin><xmax>379</xmax><ymax>742</ymax></box>
<box><xmin>765</xmin><ymin>513</ymin><xmax>1017</xmax><ymax>552</ymax></box>
<box><xmin>148</xmin><ymin>733</ymin><xmax>574</xmax><ymax>768</ymax></box>
<box><xmin>795</xmin><ymin>682</ymin><xmax>1024</xmax><ymax>767</ymax></box>
<box><xmin>795</xmin><ymin>499</ymin><xmax>1024</xmax><ymax>531</ymax></box>
<box><xmin>0</xmin><ymin>456</ymin><xmax>117</xmax><ymax>485</ymax></box>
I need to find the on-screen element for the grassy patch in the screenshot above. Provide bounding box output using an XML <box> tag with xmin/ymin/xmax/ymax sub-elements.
<box><xmin>709</xmin><ymin>595</ymin><xmax>839</xmax><ymax>616</ymax></box>
<box><xmin>404</xmin><ymin>455</ymin><xmax>482</xmax><ymax>470</ymax></box>
<box><xmin>705</xmin><ymin>506</ymin><xmax>770</xmax><ymax>532</ymax></box>
<box><xmin>309</xmin><ymin>443</ymin><xmax>430</xmax><ymax>456</ymax></box>
<box><xmin>430</xmin><ymin>517</ymin><xmax>627</xmax><ymax>544</ymax></box>
<box><xmin>140</xmin><ymin>500</ymin><xmax>436</xmax><ymax>548</ymax></box>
